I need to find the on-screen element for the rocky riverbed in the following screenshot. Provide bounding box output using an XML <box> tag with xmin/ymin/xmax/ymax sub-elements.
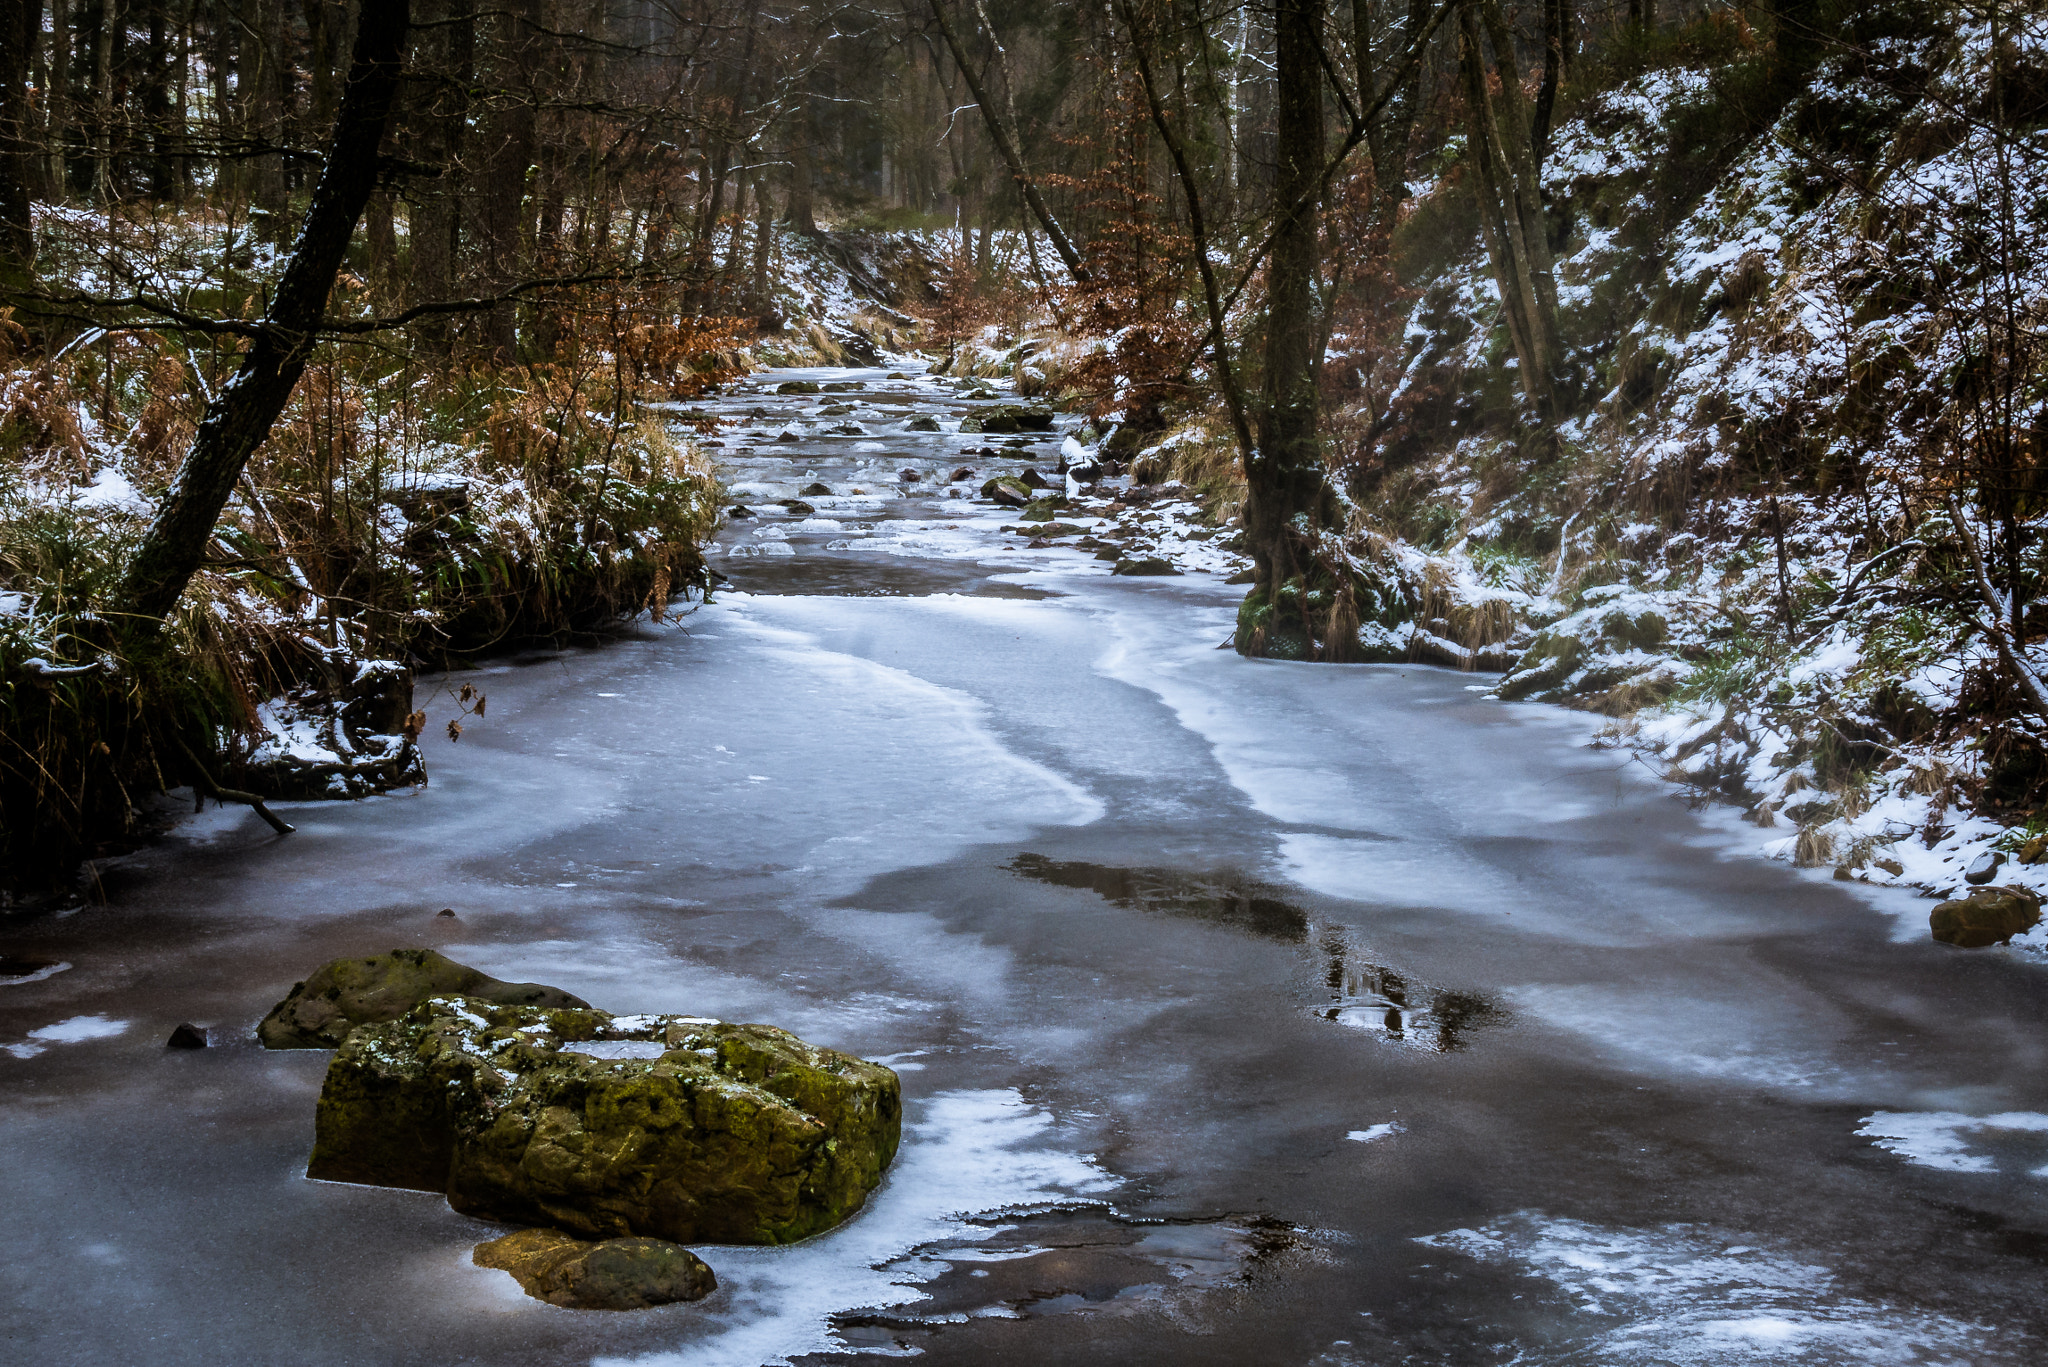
<box><xmin>3</xmin><ymin>366</ymin><xmax>2047</xmax><ymax>1367</ymax></box>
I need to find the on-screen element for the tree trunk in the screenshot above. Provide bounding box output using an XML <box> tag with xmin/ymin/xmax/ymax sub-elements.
<box><xmin>1457</xmin><ymin>0</ymin><xmax>1561</xmax><ymax>426</ymax></box>
<box><xmin>407</xmin><ymin>0</ymin><xmax>468</xmax><ymax>356</ymax></box>
<box><xmin>239</xmin><ymin>0</ymin><xmax>285</xmax><ymax>228</ymax></box>
<box><xmin>925</xmin><ymin>0</ymin><xmax>1086</xmax><ymax>282</ymax></box>
<box><xmin>1237</xmin><ymin>0</ymin><xmax>1336</xmax><ymax>659</ymax></box>
<box><xmin>0</xmin><ymin>0</ymin><xmax>36</xmax><ymax>285</ymax></box>
<box><xmin>118</xmin><ymin>0</ymin><xmax>411</xmax><ymax>627</ymax></box>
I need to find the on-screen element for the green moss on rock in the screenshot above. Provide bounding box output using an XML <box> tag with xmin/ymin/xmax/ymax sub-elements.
<box><xmin>309</xmin><ymin>998</ymin><xmax>901</xmax><ymax>1245</ymax></box>
<box><xmin>1930</xmin><ymin>885</ymin><xmax>2042</xmax><ymax>948</ymax></box>
<box><xmin>258</xmin><ymin>947</ymin><xmax>588</xmax><ymax>1049</ymax></box>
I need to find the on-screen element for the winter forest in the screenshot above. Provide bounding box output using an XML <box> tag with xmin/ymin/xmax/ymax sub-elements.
<box><xmin>6</xmin><ymin>2</ymin><xmax>2048</xmax><ymax>1364</ymax></box>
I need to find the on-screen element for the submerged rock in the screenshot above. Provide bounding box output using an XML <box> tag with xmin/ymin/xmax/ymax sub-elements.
<box><xmin>258</xmin><ymin>948</ymin><xmax>587</xmax><ymax>1049</ymax></box>
<box><xmin>1930</xmin><ymin>886</ymin><xmax>2042</xmax><ymax>948</ymax></box>
<box><xmin>166</xmin><ymin>1023</ymin><xmax>208</xmax><ymax>1049</ymax></box>
<box><xmin>473</xmin><ymin>1228</ymin><xmax>716</xmax><ymax>1311</ymax></box>
<box><xmin>308</xmin><ymin>996</ymin><xmax>900</xmax><ymax>1245</ymax></box>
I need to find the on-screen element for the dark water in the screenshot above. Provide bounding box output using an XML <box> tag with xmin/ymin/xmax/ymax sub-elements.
<box><xmin>4</xmin><ymin>367</ymin><xmax>2046</xmax><ymax>1366</ymax></box>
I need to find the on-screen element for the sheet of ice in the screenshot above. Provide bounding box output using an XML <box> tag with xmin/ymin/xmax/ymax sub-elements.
<box><xmin>1501</xmin><ymin>982</ymin><xmax>1844</xmax><ymax>1091</ymax></box>
<box><xmin>1418</xmin><ymin>1212</ymin><xmax>1992</xmax><ymax>1364</ymax></box>
<box><xmin>592</xmin><ymin>1089</ymin><xmax>1116</xmax><ymax>1367</ymax></box>
<box><xmin>1347</xmin><ymin>1123</ymin><xmax>1401</xmax><ymax>1143</ymax></box>
<box><xmin>4</xmin><ymin>1013</ymin><xmax>131</xmax><ymax>1058</ymax></box>
<box><xmin>1857</xmin><ymin>1111</ymin><xmax>2048</xmax><ymax>1176</ymax></box>
<box><xmin>1279</xmin><ymin>832</ymin><xmax>1509</xmax><ymax>912</ymax></box>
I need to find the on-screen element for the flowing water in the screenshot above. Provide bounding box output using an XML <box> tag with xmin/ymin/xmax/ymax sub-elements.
<box><xmin>5</xmin><ymin>366</ymin><xmax>2047</xmax><ymax>1366</ymax></box>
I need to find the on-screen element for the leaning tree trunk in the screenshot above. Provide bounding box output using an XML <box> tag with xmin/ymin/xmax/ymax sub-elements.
<box><xmin>117</xmin><ymin>0</ymin><xmax>411</xmax><ymax>627</ymax></box>
<box><xmin>1237</xmin><ymin>0</ymin><xmax>1338</xmax><ymax>660</ymax></box>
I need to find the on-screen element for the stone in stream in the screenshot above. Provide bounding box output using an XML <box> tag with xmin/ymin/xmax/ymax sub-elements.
<box><xmin>821</xmin><ymin>381</ymin><xmax>866</xmax><ymax>392</ymax></box>
<box><xmin>1021</xmin><ymin>495</ymin><xmax>1069</xmax><ymax>522</ymax></box>
<box><xmin>906</xmin><ymin>415</ymin><xmax>941</xmax><ymax>432</ymax></box>
<box><xmin>258</xmin><ymin>947</ymin><xmax>588</xmax><ymax>1049</ymax></box>
<box><xmin>772</xmin><ymin>429</ymin><xmax>802</xmax><ymax>443</ymax></box>
<box><xmin>1929</xmin><ymin>885</ymin><xmax>2042</xmax><ymax>947</ymax></box>
<box><xmin>1965</xmin><ymin>851</ymin><xmax>2005</xmax><ymax>884</ymax></box>
<box><xmin>1019</xmin><ymin>468</ymin><xmax>1051</xmax><ymax>489</ymax></box>
<box><xmin>980</xmin><ymin>476</ymin><xmax>1031</xmax><ymax>507</ymax></box>
<box><xmin>1004</xmin><ymin>522</ymin><xmax>1087</xmax><ymax>538</ymax></box>
<box><xmin>899</xmin><ymin>468</ymin><xmax>922</xmax><ymax>482</ymax></box>
<box><xmin>981</xmin><ymin>404</ymin><xmax>1057</xmax><ymax>433</ymax></box>
<box><xmin>166</xmin><ymin>1023</ymin><xmax>208</xmax><ymax>1049</ymax></box>
<box><xmin>779</xmin><ymin>500</ymin><xmax>816</xmax><ymax>516</ymax></box>
<box><xmin>950</xmin><ymin>466</ymin><xmax>974</xmax><ymax>481</ymax></box>
<box><xmin>1114</xmin><ymin>557</ymin><xmax>1182</xmax><ymax>577</ymax></box>
<box><xmin>775</xmin><ymin>380</ymin><xmax>820</xmax><ymax>394</ymax></box>
<box><xmin>307</xmin><ymin>996</ymin><xmax>900</xmax><ymax>1245</ymax></box>
<box><xmin>473</xmin><ymin>1228</ymin><xmax>716</xmax><ymax>1311</ymax></box>
<box><xmin>799</xmin><ymin>482</ymin><xmax>833</xmax><ymax>497</ymax></box>
<box><xmin>727</xmin><ymin>505</ymin><xmax>755</xmax><ymax>519</ymax></box>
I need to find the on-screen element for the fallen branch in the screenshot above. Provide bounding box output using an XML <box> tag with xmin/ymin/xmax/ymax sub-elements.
<box><xmin>173</xmin><ymin>735</ymin><xmax>296</xmax><ymax>836</ymax></box>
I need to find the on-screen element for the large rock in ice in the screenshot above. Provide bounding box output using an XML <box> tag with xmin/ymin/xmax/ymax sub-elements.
<box><xmin>1929</xmin><ymin>885</ymin><xmax>2042</xmax><ymax>948</ymax></box>
<box><xmin>472</xmin><ymin>1228</ymin><xmax>716</xmax><ymax>1311</ymax></box>
<box><xmin>258</xmin><ymin>947</ymin><xmax>587</xmax><ymax>1049</ymax></box>
<box><xmin>307</xmin><ymin>997</ymin><xmax>900</xmax><ymax>1245</ymax></box>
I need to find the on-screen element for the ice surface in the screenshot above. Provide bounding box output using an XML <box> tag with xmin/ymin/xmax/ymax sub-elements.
<box><xmin>4</xmin><ymin>1014</ymin><xmax>131</xmax><ymax>1059</ymax></box>
<box><xmin>1419</xmin><ymin>1212</ymin><xmax>1990</xmax><ymax>1365</ymax></box>
<box><xmin>593</xmin><ymin>1089</ymin><xmax>1116</xmax><ymax>1367</ymax></box>
<box><xmin>1857</xmin><ymin>1111</ymin><xmax>2048</xmax><ymax>1176</ymax></box>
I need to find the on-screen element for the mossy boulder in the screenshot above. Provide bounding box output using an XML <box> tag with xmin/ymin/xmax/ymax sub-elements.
<box><xmin>473</xmin><ymin>1228</ymin><xmax>716</xmax><ymax>1311</ymax></box>
<box><xmin>906</xmin><ymin>415</ymin><xmax>941</xmax><ymax>432</ymax></box>
<box><xmin>775</xmin><ymin>380</ymin><xmax>820</xmax><ymax>394</ymax></box>
<box><xmin>977</xmin><ymin>404</ymin><xmax>1056</xmax><ymax>434</ymax></box>
<box><xmin>1021</xmin><ymin>495</ymin><xmax>1069</xmax><ymax>521</ymax></box>
<box><xmin>308</xmin><ymin>997</ymin><xmax>900</xmax><ymax>1245</ymax></box>
<box><xmin>1930</xmin><ymin>885</ymin><xmax>2042</xmax><ymax>948</ymax></box>
<box><xmin>258</xmin><ymin>948</ymin><xmax>587</xmax><ymax>1049</ymax></box>
<box><xmin>1114</xmin><ymin>556</ymin><xmax>1180</xmax><ymax>577</ymax></box>
<box><xmin>980</xmin><ymin>475</ymin><xmax>1031</xmax><ymax>507</ymax></box>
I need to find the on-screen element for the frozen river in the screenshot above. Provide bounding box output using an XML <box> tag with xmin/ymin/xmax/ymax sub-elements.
<box><xmin>4</xmin><ymin>366</ymin><xmax>2047</xmax><ymax>1365</ymax></box>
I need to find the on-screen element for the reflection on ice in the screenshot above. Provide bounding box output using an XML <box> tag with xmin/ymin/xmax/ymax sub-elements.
<box><xmin>1418</xmin><ymin>1212</ymin><xmax>1993</xmax><ymax>1365</ymax></box>
<box><xmin>1005</xmin><ymin>853</ymin><xmax>1308</xmax><ymax>942</ymax></box>
<box><xmin>1317</xmin><ymin>928</ymin><xmax>1505</xmax><ymax>1052</ymax></box>
<box><xmin>602</xmin><ymin>1089</ymin><xmax>1116</xmax><ymax>1367</ymax></box>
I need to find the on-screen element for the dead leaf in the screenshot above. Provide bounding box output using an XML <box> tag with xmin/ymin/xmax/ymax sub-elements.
<box><xmin>446</xmin><ymin>719</ymin><xmax>463</xmax><ymax>742</ymax></box>
<box><xmin>473</xmin><ymin>694</ymin><xmax>486</xmax><ymax>718</ymax></box>
<box><xmin>400</xmin><ymin>710</ymin><xmax>426</xmax><ymax>742</ymax></box>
